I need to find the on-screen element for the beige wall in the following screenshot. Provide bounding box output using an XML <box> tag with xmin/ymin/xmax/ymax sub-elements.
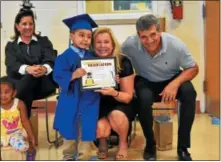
<box><xmin>159</xmin><ymin>1</ymin><xmax>205</xmax><ymax>111</ymax></box>
<box><xmin>0</xmin><ymin>1</ymin><xmax>205</xmax><ymax>111</ymax></box>
<box><xmin>1</xmin><ymin>1</ymin><xmax>78</xmax><ymax>77</ymax></box>
<box><xmin>91</xmin><ymin>1</ymin><xmax>205</xmax><ymax>111</ymax></box>
<box><xmin>1</xmin><ymin>1</ymin><xmax>79</xmax><ymax>101</ymax></box>
<box><xmin>165</xmin><ymin>1</ymin><xmax>204</xmax><ymax>99</ymax></box>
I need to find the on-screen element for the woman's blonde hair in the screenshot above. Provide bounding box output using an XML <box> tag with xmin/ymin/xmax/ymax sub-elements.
<box><xmin>92</xmin><ymin>27</ymin><xmax>123</xmax><ymax>73</ymax></box>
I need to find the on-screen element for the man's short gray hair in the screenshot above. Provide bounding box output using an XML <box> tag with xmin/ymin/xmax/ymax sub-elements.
<box><xmin>136</xmin><ymin>14</ymin><xmax>160</xmax><ymax>32</ymax></box>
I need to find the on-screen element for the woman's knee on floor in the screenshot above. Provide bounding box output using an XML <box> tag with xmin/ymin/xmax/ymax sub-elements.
<box><xmin>96</xmin><ymin>118</ymin><xmax>111</xmax><ymax>138</ymax></box>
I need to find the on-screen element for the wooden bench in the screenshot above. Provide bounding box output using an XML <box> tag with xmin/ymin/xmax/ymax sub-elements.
<box><xmin>152</xmin><ymin>101</ymin><xmax>176</xmax><ymax>117</ymax></box>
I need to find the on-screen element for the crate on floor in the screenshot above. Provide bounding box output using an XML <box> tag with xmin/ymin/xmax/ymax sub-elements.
<box><xmin>152</xmin><ymin>102</ymin><xmax>176</xmax><ymax>151</ymax></box>
<box><xmin>153</xmin><ymin>115</ymin><xmax>173</xmax><ymax>151</ymax></box>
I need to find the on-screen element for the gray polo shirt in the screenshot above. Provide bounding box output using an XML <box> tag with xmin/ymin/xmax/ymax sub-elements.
<box><xmin>121</xmin><ymin>32</ymin><xmax>196</xmax><ymax>82</ymax></box>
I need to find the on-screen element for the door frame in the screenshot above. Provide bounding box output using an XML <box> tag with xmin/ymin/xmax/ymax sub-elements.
<box><xmin>200</xmin><ymin>1</ymin><xmax>206</xmax><ymax>113</ymax></box>
<box><xmin>204</xmin><ymin>0</ymin><xmax>220</xmax><ymax>114</ymax></box>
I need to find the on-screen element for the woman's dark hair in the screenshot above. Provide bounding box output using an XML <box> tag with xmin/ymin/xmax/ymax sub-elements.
<box><xmin>0</xmin><ymin>76</ymin><xmax>16</xmax><ymax>90</ymax></box>
<box><xmin>11</xmin><ymin>2</ymin><xmax>40</xmax><ymax>40</ymax></box>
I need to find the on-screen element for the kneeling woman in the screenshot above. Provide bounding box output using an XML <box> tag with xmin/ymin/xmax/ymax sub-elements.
<box><xmin>93</xmin><ymin>27</ymin><xmax>135</xmax><ymax>160</ymax></box>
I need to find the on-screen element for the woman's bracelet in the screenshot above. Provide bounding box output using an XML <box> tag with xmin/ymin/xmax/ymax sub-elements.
<box><xmin>114</xmin><ymin>91</ymin><xmax>119</xmax><ymax>97</ymax></box>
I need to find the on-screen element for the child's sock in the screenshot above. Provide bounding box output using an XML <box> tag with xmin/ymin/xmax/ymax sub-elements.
<box><xmin>63</xmin><ymin>140</ymin><xmax>77</xmax><ymax>160</ymax></box>
<box><xmin>79</xmin><ymin>141</ymin><xmax>91</xmax><ymax>152</ymax></box>
<box><xmin>77</xmin><ymin>141</ymin><xmax>93</xmax><ymax>160</ymax></box>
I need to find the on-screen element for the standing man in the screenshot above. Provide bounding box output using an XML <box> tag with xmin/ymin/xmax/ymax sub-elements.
<box><xmin>121</xmin><ymin>14</ymin><xmax>198</xmax><ymax>161</ymax></box>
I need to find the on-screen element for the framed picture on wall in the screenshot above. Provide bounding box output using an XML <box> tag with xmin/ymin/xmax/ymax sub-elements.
<box><xmin>112</xmin><ymin>0</ymin><xmax>152</xmax><ymax>11</ymax></box>
<box><xmin>77</xmin><ymin>1</ymin><xmax>158</xmax><ymax>21</ymax></box>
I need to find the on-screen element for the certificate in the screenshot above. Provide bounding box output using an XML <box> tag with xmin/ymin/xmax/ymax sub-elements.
<box><xmin>80</xmin><ymin>57</ymin><xmax>117</xmax><ymax>90</ymax></box>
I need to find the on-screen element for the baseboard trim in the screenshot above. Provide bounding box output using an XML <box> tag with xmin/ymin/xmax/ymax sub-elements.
<box><xmin>32</xmin><ymin>100</ymin><xmax>201</xmax><ymax>114</ymax></box>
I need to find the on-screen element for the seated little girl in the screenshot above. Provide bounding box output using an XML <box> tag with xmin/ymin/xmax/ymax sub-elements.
<box><xmin>0</xmin><ymin>76</ymin><xmax>36</xmax><ymax>160</ymax></box>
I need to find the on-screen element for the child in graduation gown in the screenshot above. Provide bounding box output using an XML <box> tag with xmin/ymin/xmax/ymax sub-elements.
<box><xmin>52</xmin><ymin>13</ymin><xmax>100</xmax><ymax>160</ymax></box>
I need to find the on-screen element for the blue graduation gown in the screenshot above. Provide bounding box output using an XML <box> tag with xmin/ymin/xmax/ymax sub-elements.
<box><xmin>53</xmin><ymin>48</ymin><xmax>100</xmax><ymax>141</ymax></box>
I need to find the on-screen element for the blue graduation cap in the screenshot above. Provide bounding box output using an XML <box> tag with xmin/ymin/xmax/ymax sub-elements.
<box><xmin>63</xmin><ymin>13</ymin><xmax>98</xmax><ymax>32</ymax></box>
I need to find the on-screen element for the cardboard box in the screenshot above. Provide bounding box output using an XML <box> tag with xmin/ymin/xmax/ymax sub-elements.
<box><xmin>154</xmin><ymin>118</ymin><xmax>173</xmax><ymax>151</ymax></box>
<box><xmin>30</xmin><ymin>110</ymin><xmax>38</xmax><ymax>145</ymax></box>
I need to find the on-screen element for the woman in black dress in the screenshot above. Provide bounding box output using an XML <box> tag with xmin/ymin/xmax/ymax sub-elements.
<box><xmin>93</xmin><ymin>27</ymin><xmax>135</xmax><ymax>160</ymax></box>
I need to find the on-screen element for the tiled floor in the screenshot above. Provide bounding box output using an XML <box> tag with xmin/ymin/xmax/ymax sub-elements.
<box><xmin>1</xmin><ymin>114</ymin><xmax>220</xmax><ymax>160</ymax></box>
